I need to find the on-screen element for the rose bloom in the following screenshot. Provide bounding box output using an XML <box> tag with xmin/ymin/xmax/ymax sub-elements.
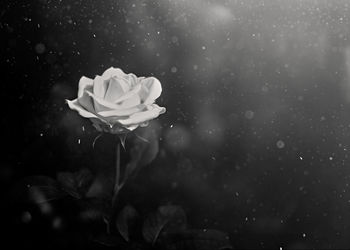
<box><xmin>66</xmin><ymin>67</ymin><xmax>166</xmax><ymax>134</ymax></box>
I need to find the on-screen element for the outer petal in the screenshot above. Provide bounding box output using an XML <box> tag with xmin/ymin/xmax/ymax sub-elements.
<box><xmin>139</xmin><ymin>77</ymin><xmax>162</xmax><ymax>104</ymax></box>
<box><xmin>124</xmin><ymin>124</ymin><xmax>139</xmax><ymax>131</ymax></box>
<box><xmin>66</xmin><ymin>99</ymin><xmax>98</xmax><ymax>118</ymax></box>
<box><xmin>97</xmin><ymin>104</ymin><xmax>146</xmax><ymax>117</ymax></box>
<box><xmin>118</xmin><ymin>104</ymin><xmax>166</xmax><ymax>126</ymax></box>
<box><xmin>78</xmin><ymin>76</ymin><xmax>93</xmax><ymax>98</ymax></box>
<box><xmin>78</xmin><ymin>85</ymin><xmax>96</xmax><ymax>114</ymax></box>
<box><xmin>101</xmin><ymin>67</ymin><xmax>127</xmax><ymax>80</ymax></box>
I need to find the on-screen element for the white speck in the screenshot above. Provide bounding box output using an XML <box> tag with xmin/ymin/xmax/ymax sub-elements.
<box><xmin>329</xmin><ymin>156</ymin><xmax>333</xmax><ymax>161</ymax></box>
<box><xmin>244</xmin><ymin>110</ymin><xmax>254</xmax><ymax>119</ymax></box>
<box><xmin>280</xmin><ymin>247</ymin><xmax>283</xmax><ymax>250</ymax></box>
<box><xmin>202</xmin><ymin>46</ymin><xmax>206</xmax><ymax>50</ymax></box>
<box><xmin>170</xmin><ymin>124</ymin><xmax>174</xmax><ymax>128</ymax></box>
<box><xmin>171</xmin><ymin>36</ymin><xmax>178</xmax><ymax>43</ymax></box>
<box><xmin>302</xmin><ymin>233</ymin><xmax>306</xmax><ymax>238</ymax></box>
<box><xmin>171</xmin><ymin>66</ymin><xmax>177</xmax><ymax>73</ymax></box>
<box><xmin>262</xmin><ymin>85</ymin><xmax>269</xmax><ymax>93</ymax></box>
<box><xmin>82</xmin><ymin>126</ymin><xmax>85</xmax><ymax>132</ymax></box>
<box><xmin>78</xmin><ymin>139</ymin><xmax>81</xmax><ymax>144</ymax></box>
<box><xmin>93</xmin><ymin>34</ymin><xmax>96</xmax><ymax>38</ymax></box>
<box><xmin>35</xmin><ymin>43</ymin><xmax>46</xmax><ymax>54</ymax></box>
<box><xmin>40</xmin><ymin>133</ymin><xmax>44</xmax><ymax>137</ymax></box>
<box><xmin>299</xmin><ymin>156</ymin><xmax>303</xmax><ymax>160</ymax></box>
<box><xmin>276</xmin><ymin>140</ymin><xmax>285</xmax><ymax>149</ymax></box>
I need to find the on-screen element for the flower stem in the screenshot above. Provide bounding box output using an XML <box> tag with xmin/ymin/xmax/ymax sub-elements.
<box><xmin>112</xmin><ymin>141</ymin><xmax>121</xmax><ymax>206</ymax></box>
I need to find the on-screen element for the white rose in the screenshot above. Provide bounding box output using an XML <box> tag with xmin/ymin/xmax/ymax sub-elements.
<box><xmin>66</xmin><ymin>67</ymin><xmax>166</xmax><ymax>134</ymax></box>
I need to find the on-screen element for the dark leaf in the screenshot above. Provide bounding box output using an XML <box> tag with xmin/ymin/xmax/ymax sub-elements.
<box><xmin>136</xmin><ymin>125</ymin><xmax>159</xmax><ymax>167</ymax></box>
<box><xmin>79</xmin><ymin>208</ymin><xmax>105</xmax><ymax>222</ymax></box>
<box><xmin>78</xmin><ymin>197</ymin><xmax>112</xmax><ymax>222</ymax></box>
<box><xmin>158</xmin><ymin>229</ymin><xmax>233</xmax><ymax>250</ymax></box>
<box><xmin>18</xmin><ymin>176</ymin><xmax>67</xmax><ymax>204</ymax></box>
<box><xmin>93</xmin><ymin>233</ymin><xmax>125</xmax><ymax>247</ymax></box>
<box><xmin>57</xmin><ymin>168</ymin><xmax>94</xmax><ymax>199</ymax></box>
<box><xmin>124</xmin><ymin>123</ymin><xmax>160</xmax><ymax>181</ymax></box>
<box><xmin>75</xmin><ymin>168</ymin><xmax>94</xmax><ymax>192</ymax></box>
<box><xmin>143</xmin><ymin>205</ymin><xmax>187</xmax><ymax>245</ymax></box>
<box><xmin>57</xmin><ymin>172</ymin><xmax>80</xmax><ymax>199</ymax></box>
<box><xmin>116</xmin><ymin>205</ymin><xmax>139</xmax><ymax>242</ymax></box>
<box><xmin>85</xmin><ymin>174</ymin><xmax>113</xmax><ymax>199</ymax></box>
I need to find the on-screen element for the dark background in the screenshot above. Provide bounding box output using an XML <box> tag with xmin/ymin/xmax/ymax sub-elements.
<box><xmin>2</xmin><ymin>0</ymin><xmax>350</xmax><ymax>249</ymax></box>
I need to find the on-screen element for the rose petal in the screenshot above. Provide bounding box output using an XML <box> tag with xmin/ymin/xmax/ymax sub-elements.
<box><xmin>97</xmin><ymin>104</ymin><xmax>146</xmax><ymax>117</ymax></box>
<box><xmin>120</xmin><ymin>94</ymin><xmax>141</xmax><ymax>109</ymax></box>
<box><xmin>118</xmin><ymin>104</ymin><xmax>166</xmax><ymax>126</ymax></box>
<box><xmin>117</xmin><ymin>77</ymin><xmax>131</xmax><ymax>92</ymax></box>
<box><xmin>101</xmin><ymin>67</ymin><xmax>127</xmax><ymax>80</ymax></box>
<box><xmin>93</xmin><ymin>75</ymin><xmax>109</xmax><ymax>98</ymax></box>
<box><xmin>77</xmin><ymin>85</ymin><xmax>96</xmax><ymax>114</ymax></box>
<box><xmin>104</xmin><ymin>77</ymin><xmax>126</xmax><ymax>102</ymax></box>
<box><xmin>114</xmin><ymin>83</ymin><xmax>141</xmax><ymax>104</ymax></box>
<box><xmin>125</xmin><ymin>73</ymin><xmax>142</xmax><ymax>87</ymax></box>
<box><xmin>124</xmin><ymin>124</ymin><xmax>139</xmax><ymax>131</ymax></box>
<box><xmin>77</xmin><ymin>76</ymin><xmax>93</xmax><ymax>98</ymax></box>
<box><xmin>86</xmin><ymin>90</ymin><xmax>122</xmax><ymax>111</ymax></box>
<box><xmin>66</xmin><ymin>99</ymin><xmax>98</xmax><ymax>118</ymax></box>
<box><xmin>139</xmin><ymin>77</ymin><xmax>162</xmax><ymax>104</ymax></box>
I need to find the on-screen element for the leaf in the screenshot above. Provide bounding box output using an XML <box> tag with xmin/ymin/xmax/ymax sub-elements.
<box><xmin>124</xmin><ymin>123</ymin><xmax>160</xmax><ymax>181</ymax></box>
<box><xmin>85</xmin><ymin>174</ymin><xmax>112</xmax><ymax>199</ymax></box>
<box><xmin>136</xmin><ymin>125</ymin><xmax>159</xmax><ymax>167</ymax></box>
<box><xmin>116</xmin><ymin>205</ymin><xmax>139</xmax><ymax>242</ymax></box>
<box><xmin>93</xmin><ymin>233</ymin><xmax>125</xmax><ymax>247</ymax></box>
<box><xmin>158</xmin><ymin>229</ymin><xmax>233</xmax><ymax>250</ymax></box>
<box><xmin>57</xmin><ymin>168</ymin><xmax>94</xmax><ymax>199</ymax></box>
<box><xmin>57</xmin><ymin>172</ymin><xmax>80</xmax><ymax>199</ymax></box>
<box><xmin>20</xmin><ymin>176</ymin><xmax>66</xmax><ymax>204</ymax></box>
<box><xmin>78</xmin><ymin>197</ymin><xmax>111</xmax><ymax>222</ymax></box>
<box><xmin>143</xmin><ymin>205</ymin><xmax>187</xmax><ymax>245</ymax></box>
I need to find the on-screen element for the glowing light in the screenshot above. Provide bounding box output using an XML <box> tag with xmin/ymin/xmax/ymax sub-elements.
<box><xmin>276</xmin><ymin>140</ymin><xmax>285</xmax><ymax>149</ymax></box>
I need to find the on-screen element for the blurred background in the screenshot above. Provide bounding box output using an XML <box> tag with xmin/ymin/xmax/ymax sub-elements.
<box><xmin>2</xmin><ymin>0</ymin><xmax>350</xmax><ymax>249</ymax></box>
